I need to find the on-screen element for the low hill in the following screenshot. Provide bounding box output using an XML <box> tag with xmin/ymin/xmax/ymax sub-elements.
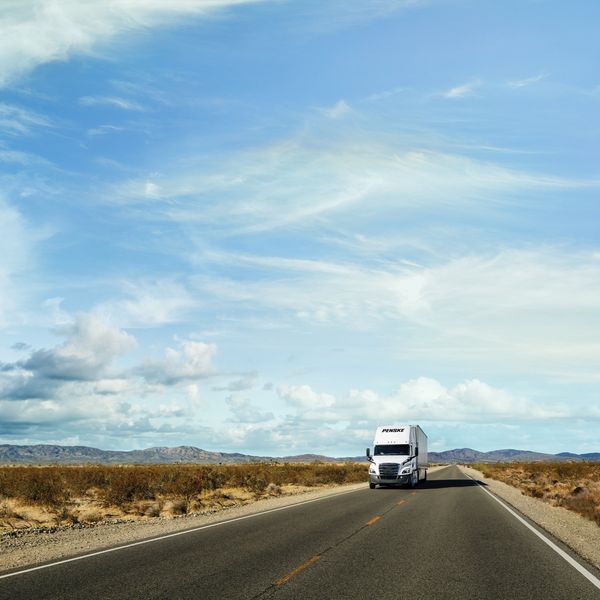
<box><xmin>0</xmin><ymin>444</ymin><xmax>598</xmax><ymax>465</ymax></box>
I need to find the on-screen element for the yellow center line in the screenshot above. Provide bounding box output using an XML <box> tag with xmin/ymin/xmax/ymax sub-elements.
<box><xmin>366</xmin><ymin>515</ymin><xmax>380</xmax><ymax>526</ymax></box>
<box><xmin>410</xmin><ymin>491</ymin><xmax>417</xmax><ymax>496</ymax></box>
<box><xmin>397</xmin><ymin>499</ymin><xmax>407</xmax><ymax>505</ymax></box>
<box><xmin>274</xmin><ymin>555</ymin><xmax>321</xmax><ymax>586</ymax></box>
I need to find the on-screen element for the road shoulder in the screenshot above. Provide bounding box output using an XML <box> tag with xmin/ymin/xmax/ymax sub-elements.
<box><xmin>460</xmin><ymin>465</ymin><xmax>600</xmax><ymax>571</ymax></box>
<box><xmin>0</xmin><ymin>482</ymin><xmax>370</xmax><ymax>574</ymax></box>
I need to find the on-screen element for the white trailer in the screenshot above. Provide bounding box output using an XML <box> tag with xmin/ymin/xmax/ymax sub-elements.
<box><xmin>366</xmin><ymin>425</ymin><xmax>428</xmax><ymax>489</ymax></box>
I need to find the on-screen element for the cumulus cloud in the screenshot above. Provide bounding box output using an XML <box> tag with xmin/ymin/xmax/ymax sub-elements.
<box><xmin>0</xmin><ymin>317</ymin><xmax>223</xmax><ymax>442</ymax></box>
<box><xmin>0</xmin><ymin>314</ymin><xmax>136</xmax><ymax>402</ymax></box>
<box><xmin>280</xmin><ymin>377</ymin><xmax>577</xmax><ymax>424</ymax></box>
<box><xmin>138</xmin><ymin>341</ymin><xmax>217</xmax><ymax>385</ymax></box>
<box><xmin>23</xmin><ymin>313</ymin><xmax>135</xmax><ymax>382</ymax></box>
<box><xmin>278</xmin><ymin>384</ymin><xmax>336</xmax><ymax>409</ymax></box>
<box><xmin>0</xmin><ymin>0</ymin><xmax>266</xmax><ymax>87</ymax></box>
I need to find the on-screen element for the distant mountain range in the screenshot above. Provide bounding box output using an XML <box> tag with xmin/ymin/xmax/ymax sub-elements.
<box><xmin>0</xmin><ymin>444</ymin><xmax>599</xmax><ymax>465</ymax></box>
<box><xmin>428</xmin><ymin>448</ymin><xmax>600</xmax><ymax>463</ymax></box>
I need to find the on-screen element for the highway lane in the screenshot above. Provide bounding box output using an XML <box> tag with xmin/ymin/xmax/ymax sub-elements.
<box><xmin>1</xmin><ymin>466</ymin><xmax>599</xmax><ymax>599</ymax></box>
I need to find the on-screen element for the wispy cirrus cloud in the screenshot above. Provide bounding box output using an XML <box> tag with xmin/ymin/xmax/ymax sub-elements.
<box><xmin>0</xmin><ymin>103</ymin><xmax>51</xmax><ymax>135</ymax></box>
<box><xmin>0</xmin><ymin>0</ymin><xmax>267</xmax><ymax>87</ymax></box>
<box><xmin>319</xmin><ymin>99</ymin><xmax>352</xmax><ymax>119</ymax></box>
<box><xmin>94</xmin><ymin>279</ymin><xmax>197</xmax><ymax>327</ymax></box>
<box><xmin>443</xmin><ymin>79</ymin><xmax>482</xmax><ymax>98</ymax></box>
<box><xmin>508</xmin><ymin>72</ymin><xmax>549</xmax><ymax>88</ymax></box>
<box><xmin>79</xmin><ymin>96</ymin><xmax>145</xmax><ymax>111</ymax></box>
<box><xmin>111</xmin><ymin>136</ymin><xmax>586</xmax><ymax>234</ymax></box>
<box><xmin>192</xmin><ymin>247</ymin><xmax>600</xmax><ymax>377</ymax></box>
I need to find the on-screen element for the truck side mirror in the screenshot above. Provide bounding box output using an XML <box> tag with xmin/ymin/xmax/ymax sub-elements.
<box><xmin>366</xmin><ymin>447</ymin><xmax>371</xmax><ymax>458</ymax></box>
<box><xmin>415</xmin><ymin>446</ymin><xmax>419</xmax><ymax>456</ymax></box>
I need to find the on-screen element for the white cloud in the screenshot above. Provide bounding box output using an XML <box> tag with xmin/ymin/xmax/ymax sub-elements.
<box><xmin>278</xmin><ymin>384</ymin><xmax>336</xmax><ymax>409</ymax></box>
<box><xmin>79</xmin><ymin>96</ymin><xmax>144</xmax><ymax>111</ymax></box>
<box><xmin>87</xmin><ymin>124</ymin><xmax>125</xmax><ymax>136</ymax></box>
<box><xmin>195</xmin><ymin>247</ymin><xmax>600</xmax><ymax>376</ymax></box>
<box><xmin>21</xmin><ymin>313</ymin><xmax>136</xmax><ymax>382</ymax></box>
<box><xmin>0</xmin><ymin>0</ymin><xmax>266</xmax><ymax>87</ymax></box>
<box><xmin>281</xmin><ymin>377</ymin><xmax>577</xmax><ymax>424</ymax></box>
<box><xmin>95</xmin><ymin>279</ymin><xmax>197</xmax><ymax>327</ymax></box>
<box><xmin>443</xmin><ymin>79</ymin><xmax>481</xmax><ymax>98</ymax></box>
<box><xmin>0</xmin><ymin>103</ymin><xmax>51</xmax><ymax>134</ymax></box>
<box><xmin>319</xmin><ymin>99</ymin><xmax>351</xmax><ymax>119</ymax></box>
<box><xmin>138</xmin><ymin>340</ymin><xmax>217</xmax><ymax>384</ymax></box>
<box><xmin>508</xmin><ymin>72</ymin><xmax>549</xmax><ymax>88</ymax></box>
<box><xmin>114</xmin><ymin>139</ymin><xmax>583</xmax><ymax>234</ymax></box>
<box><xmin>365</xmin><ymin>86</ymin><xmax>405</xmax><ymax>102</ymax></box>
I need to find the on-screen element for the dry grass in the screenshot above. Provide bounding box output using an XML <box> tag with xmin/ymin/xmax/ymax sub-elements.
<box><xmin>471</xmin><ymin>462</ymin><xmax>600</xmax><ymax>526</ymax></box>
<box><xmin>0</xmin><ymin>463</ymin><xmax>366</xmax><ymax>531</ymax></box>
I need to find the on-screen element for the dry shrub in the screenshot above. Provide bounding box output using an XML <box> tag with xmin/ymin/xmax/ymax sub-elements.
<box><xmin>266</xmin><ymin>482</ymin><xmax>282</xmax><ymax>496</ymax></box>
<box><xmin>0</xmin><ymin>467</ymin><xmax>70</xmax><ymax>506</ymax></box>
<box><xmin>144</xmin><ymin>502</ymin><xmax>162</xmax><ymax>517</ymax></box>
<box><xmin>77</xmin><ymin>508</ymin><xmax>103</xmax><ymax>524</ymax></box>
<box><xmin>54</xmin><ymin>506</ymin><xmax>79</xmax><ymax>525</ymax></box>
<box><xmin>472</xmin><ymin>462</ymin><xmax>600</xmax><ymax>525</ymax></box>
<box><xmin>0</xmin><ymin>462</ymin><xmax>368</xmax><ymax>530</ymax></box>
<box><xmin>167</xmin><ymin>499</ymin><xmax>188</xmax><ymax>515</ymax></box>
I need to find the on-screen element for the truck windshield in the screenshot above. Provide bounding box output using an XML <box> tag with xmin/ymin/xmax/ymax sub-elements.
<box><xmin>374</xmin><ymin>444</ymin><xmax>410</xmax><ymax>456</ymax></box>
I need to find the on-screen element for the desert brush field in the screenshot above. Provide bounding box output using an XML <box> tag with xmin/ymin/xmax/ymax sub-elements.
<box><xmin>471</xmin><ymin>462</ymin><xmax>600</xmax><ymax>525</ymax></box>
<box><xmin>0</xmin><ymin>462</ymin><xmax>367</xmax><ymax>532</ymax></box>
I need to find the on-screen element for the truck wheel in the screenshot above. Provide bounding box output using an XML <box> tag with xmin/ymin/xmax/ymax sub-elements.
<box><xmin>411</xmin><ymin>472</ymin><xmax>418</xmax><ymax>488</ymax></box>
<box><xmin>369</xmin><ymin>482</ymin><xmax>376</xmax><ymax>489</ymax></box>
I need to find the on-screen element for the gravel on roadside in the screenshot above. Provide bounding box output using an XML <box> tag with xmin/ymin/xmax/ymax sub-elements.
<box><xmin>460</xmin><ymin>465</ymin><xmax>600</xmax><ymax>571</ymax></box>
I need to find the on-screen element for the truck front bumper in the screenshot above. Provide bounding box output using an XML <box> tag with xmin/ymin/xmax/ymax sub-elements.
<box><xmin>369</xmin><ymin>474</ymin><xmax>410</xmax><ymax>486</ymax></box>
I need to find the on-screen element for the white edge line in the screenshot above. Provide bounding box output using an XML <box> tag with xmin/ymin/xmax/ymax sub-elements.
<box><xmin>0</xmin><ymin>485</ymin><xmax>366</xmax><ymax>581</ymax></box>
<box><xmin>465</xmin><ymin>472</ymin><xmax>600</xmax><ymax>590</ymax></box>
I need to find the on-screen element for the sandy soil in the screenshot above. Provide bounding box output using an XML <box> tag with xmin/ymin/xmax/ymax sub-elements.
<box><xmin>460</xmin><ymin>465</ymin><xmax>600</xmax><ymax>570</ymax></box>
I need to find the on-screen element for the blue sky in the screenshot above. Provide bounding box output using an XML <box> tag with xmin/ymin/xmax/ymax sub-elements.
<box><xmin>1</xmin><ymin>0</ymin><xmax>599</xmax><ymax>455</ymax></box>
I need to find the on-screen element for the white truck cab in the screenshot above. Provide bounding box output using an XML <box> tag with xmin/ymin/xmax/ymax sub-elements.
<box><xmin>366</xmin><ymin>425</ymin><xmax>428</xmax><ymax>489</ymax></box>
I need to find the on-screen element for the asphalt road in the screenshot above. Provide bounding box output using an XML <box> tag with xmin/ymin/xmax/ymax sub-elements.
<box><xmin>1</xmin><ymin>466</ymin><xmax>599</xmax><ymax>599</ymax></box>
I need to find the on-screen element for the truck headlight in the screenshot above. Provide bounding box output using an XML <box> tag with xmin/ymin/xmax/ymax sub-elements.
<box><xmin>401</xmin><ymin>466</ymin><xmax>412</xmax><ymax>474</ymax></box>
<box><xmin>368</xmin><ymin>466</ymin><xmax>377</xmax><ymax>474</ymax></box>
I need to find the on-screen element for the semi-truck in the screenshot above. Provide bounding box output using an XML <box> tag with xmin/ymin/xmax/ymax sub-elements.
<box><xmin>366</xmin><ymin>425</ymin><xmax>428</xmax><ymax>488</ymax></box>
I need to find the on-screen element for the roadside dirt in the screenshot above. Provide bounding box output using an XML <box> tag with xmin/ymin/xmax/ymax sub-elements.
<box><xmin>461</xmin><ymin>465</ymin><xmax>600</xmax><ymax>570</ymax></box>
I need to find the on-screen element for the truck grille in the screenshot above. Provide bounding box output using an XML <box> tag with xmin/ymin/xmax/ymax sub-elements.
<box><xmin>379</xmin><ymin>463</ymin><xmax>399</xmax><ymax>478</ymax></box>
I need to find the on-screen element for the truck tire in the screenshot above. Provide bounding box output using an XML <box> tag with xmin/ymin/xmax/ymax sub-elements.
<box><xmin>369</xmin><ymin>482</ymin><xmax>376</xmax><ymax>489</ymax></box>
<box><xmin>411</xmin><ymin>472</ymin><xmax>418</xmax><ymax>488</ymax></box>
